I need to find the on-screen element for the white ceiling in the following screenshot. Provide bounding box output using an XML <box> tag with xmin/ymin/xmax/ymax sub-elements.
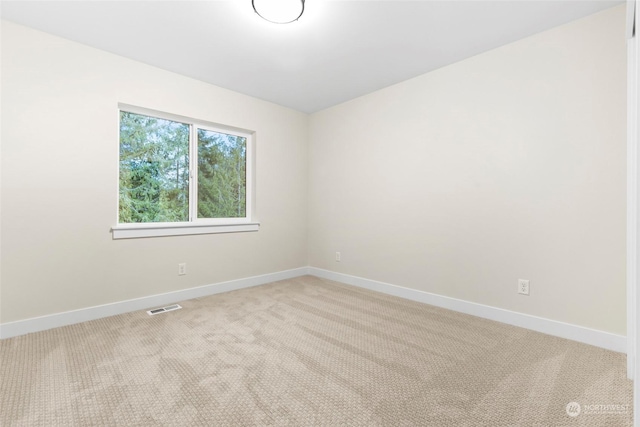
<box><xmin>0</xmin><ymin>0</ymin><xmax>623</xmax><ymax>113</ymax></box>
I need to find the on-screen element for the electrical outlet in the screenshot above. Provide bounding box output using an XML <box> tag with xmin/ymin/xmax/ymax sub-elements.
<box><xmin>518</xmin><ymin>279</ymin><xmax>530</xmax><ymax>295</ymax></box>
<box><xmin>335</xmin><ymin>252</ymin><xmax>341</xmax><ymax>262</ymax></box>
<box><xmin>178</xmin><ymin>263</ymin><xmax>187</xmax><ymax>276</ymax></box>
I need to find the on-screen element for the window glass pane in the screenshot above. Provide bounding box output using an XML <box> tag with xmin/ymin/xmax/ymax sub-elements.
<box><xmin>119</xmin><ymin>111</ymin><xmax>190</xmax><ymax>223</ymax></box>
<box><xmin>197</xmin><ymin>129</ymin><xmax>247</xmax><ymax>218</ymax></box>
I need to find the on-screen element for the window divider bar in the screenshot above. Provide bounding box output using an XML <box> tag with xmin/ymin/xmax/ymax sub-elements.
<box><xmin>189</xmin><ymin>124</ymin><xmax>198</xmax><ymax>222</ymax></box>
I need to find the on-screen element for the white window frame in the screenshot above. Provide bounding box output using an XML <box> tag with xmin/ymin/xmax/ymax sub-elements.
<box><xmin>112</xmin><ymin>104</ymin><xmax>259</xmax><ymax>239</ymax></box>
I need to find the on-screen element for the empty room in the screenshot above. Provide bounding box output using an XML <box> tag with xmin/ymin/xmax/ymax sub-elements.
<box><xmin>1</xmin><ymin>0</ymin><xmax>638</xmax><ymax>425</ymax></box>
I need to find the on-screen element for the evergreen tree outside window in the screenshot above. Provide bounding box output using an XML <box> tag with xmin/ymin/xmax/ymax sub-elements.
<box><xmin>197</xmin><ymin>129</ymin><xmax>246</xmax><ymax>219</ymax></box>
<box><xmin>115</xmin><ymin>106</ymin><xmax>255</xmax><ymax>238</ymax></box>
<box><xmin>119</xmin><ymin>112</ymin><xmax>190</xmax><ymax>223</ymax></box>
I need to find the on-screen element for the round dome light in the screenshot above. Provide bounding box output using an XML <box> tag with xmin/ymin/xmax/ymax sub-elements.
<box><xmin>252</xmin><ymin>0</ymin><xmax>305</xmax><ymax>24</ymax></box>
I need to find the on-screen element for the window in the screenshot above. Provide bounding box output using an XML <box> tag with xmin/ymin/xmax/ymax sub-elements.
<box><xmin>112</xmin><ymin>105</ymin><xmax>258</xmax><ymax>239</ymax></box>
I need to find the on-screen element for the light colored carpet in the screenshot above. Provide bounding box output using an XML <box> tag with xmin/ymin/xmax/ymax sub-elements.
<box><xmin>0</xmin><ymin>275</ymin><xmax>632</xmax><ymax>426</ymax></box>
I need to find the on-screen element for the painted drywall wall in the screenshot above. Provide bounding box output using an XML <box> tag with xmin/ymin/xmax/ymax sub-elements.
<box><xmin>1</xmin><ymin>21</ymin><xmax>308</xmax><ymax>323</ymax></box>
<box><xmin>308</xmin><ymin>6</ymin><xmax>627</xmax><ymax>335</ymax></box>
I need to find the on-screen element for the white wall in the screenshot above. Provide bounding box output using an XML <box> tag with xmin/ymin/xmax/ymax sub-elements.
<box><xmin>1</xmin><ymin>21</ymin><xmax>309</xmax><ymax>324</ymax></box>
<box><xmin>1</xmin><ymin>5</ymin><xmax>628</xmax><ymax>337</ymax></box>
<box><xmin>308</xmin><ymin>6</ymin><xmax>627</xmax><ymax>335</ymax></box>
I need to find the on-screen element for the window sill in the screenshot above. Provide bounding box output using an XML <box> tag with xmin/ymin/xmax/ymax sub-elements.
<box><xmin>111</xmin><ymin>222</ymin><xmax>260</xmax><ymax>239</ymax></box>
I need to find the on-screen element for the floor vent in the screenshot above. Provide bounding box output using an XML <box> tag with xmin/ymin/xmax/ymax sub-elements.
<box><xmin>147</xmin><ymin>304</ymin><xmax>182</xmax><ymax>316</ymax></box>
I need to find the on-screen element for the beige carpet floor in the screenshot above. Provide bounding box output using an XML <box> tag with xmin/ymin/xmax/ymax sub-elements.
<box><xmin>0</xmin><ymin>275</ymin><xmax>633</xmax><ymax>426</ymax></box>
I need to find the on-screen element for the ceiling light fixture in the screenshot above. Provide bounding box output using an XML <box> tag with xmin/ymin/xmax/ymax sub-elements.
<box><xmin>252</xmin><ymin>0</ymin><xmax>305</xmax><ymax>24</ymax></box>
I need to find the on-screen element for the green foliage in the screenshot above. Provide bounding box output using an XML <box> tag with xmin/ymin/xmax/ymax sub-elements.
<box><xmin>119</xmin><ymin>111</ymin><xmax>248</xmax><ymax>224</ymax></box>
<box><xmin>119</xmin><ymin>111</ymin><xmax>189</xmax><ymax>223</ymax></box>
<box><xmin>197</xmin><ymin>129</ymin><xmax>246</xmax><ymax>218</ymax></box>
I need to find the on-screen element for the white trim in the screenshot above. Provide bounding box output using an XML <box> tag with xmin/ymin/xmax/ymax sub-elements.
<box><xmin>632</xmin><ymin>3</ymin><xmax>640</xmax><ymax>427</ymax></box>
<box><xmin>188</xmin><ymin>123</ymin><xmax>198</xmax><ymax>222</ymax></box>
<box><xmin>111</xmin><ymin>221</ymin><xmax>260</xmax><ymax>239</ymax></box>
<box><xmin>309</xmin><ymin>268</ymin><xmax>627</xmax><ymax>353</ymax></box>
<box><xmin>628</xmin><ymin>0</ymin><xmax>636</xmax><ymax>40</ymax></box>
<box><xmin>0</xmin><ymin>267</ymin><xmax>308</xmax><ymax>339</ymax></box>
<box><xmin>1</xmin><ymin>266</ymin><xmax>627</xmax><ymax>354</ymax></box>
<box><xmin>628</xmin><ymin>27</ymin><xmax>638</xmax><ymax>380</ymax></box>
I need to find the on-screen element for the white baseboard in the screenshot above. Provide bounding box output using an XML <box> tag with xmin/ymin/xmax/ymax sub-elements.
<box><xmin>0</xmin><ymin>267</ymin><xmax>310</xmax><ymax>339</ymax></box>
<box><xmin>308</xmin><ymin>267</ymin><xmax>627</xmax><ymax>353</ymax></box>
<box><xmin>1</xmin><ymin>266</ymin><xmax>627</xmax><ymax>354</ymax></box>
